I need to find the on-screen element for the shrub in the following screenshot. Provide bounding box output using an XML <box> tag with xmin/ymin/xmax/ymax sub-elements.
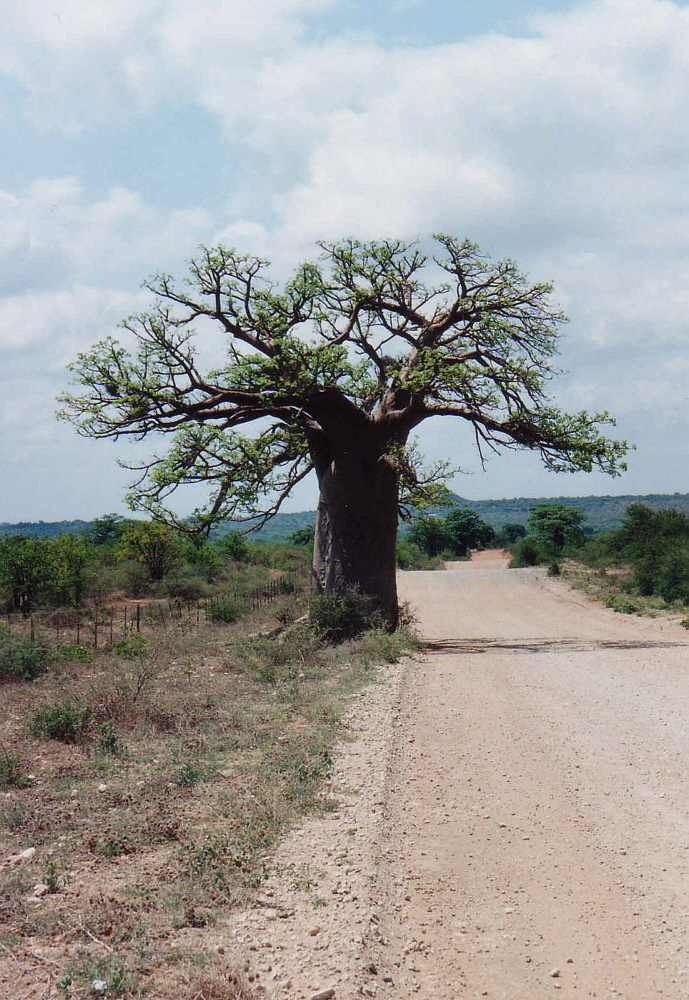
<box><xmin>160</xmin><ymin>571</ymin><xmax>211</xmax><ymax>602</ymax></box>
<box><xmin>206</xmin><ymin>596</ymin><xmax>246</xmax><ymax>624</ymax></box>
<box><xmin>173</xmin><ymin>760</ymin><xmax>202</xmax><ymax>787</ymax></box>
<box><xmin>112</xmin><ymin>633</ymin><xmax>148</xmax><ymax>659</ymax></box>
<box><xmin>0</xmin><ymin>635</ymin><xmax>51</xmax><ymax>681</ymax></box>
<box><xmin>29</xmin><ymin>700</ymin><xmax>91</xmax><ymax>742</ymax></box>
<box><xmin>97</xmin><ymin>721</ymin><xmax>119</xmax><ymax>754</ymax></box>
<box><xmin>633</xmin><ymin>559</ymin><xmax>658</xmax><ymax>596</ymax></box>
<box><xmin>509</xmin><ymin>537</ymin><xmax>541</xmax><ymax>568</ymax></box>
<box><xmin>56</xmin><ymin>642</ymin><xmax>93</xmax><ymax>662</ymax></box>
<box><xmin>657</xmin><ymin>554</ymin><xmax>689</xmax><ymax>604</ymax></box>
<box><xmin>309</xmin><ymin>587</ymin><xmax>383</xmax><ymax>643</ymax></box>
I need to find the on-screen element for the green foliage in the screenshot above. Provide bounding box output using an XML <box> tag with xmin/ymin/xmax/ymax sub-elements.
<box><xmin>0</xmin><ymin>634</ymin><xmax>51</xmax><ymax>681</ymax></box>
<box><xmin>29</xmin><ymin>700</ymin><xmax>92</xmax><ymax>742</ymax></box>
<box><xmin>86</xmin><ymin>513</ymin><xmax>130</xmax><ymax>546</ymax></box>
<box><xmin>287</xmin><ymin>525</ymin><xmax>316</xmax><ymax>547</ymax></box>
<box><xmin>527</xmin><ymin>502</ymin><xmax>586</xmax><ymax>550</ymax></box>
<box><xmin>206</xmin><ymin>596</ymin><xmax>246</xmax><ymax>623</ymax></box>
<box><xmin>0</xmin><ymin>533</ymin><xmax>92</xmax><ymax>611</ymax></box>
<box><xmin>309</xmin><ymin>587</ymin><xmax>383</xmax><ymax>643</ymax></box>
<box><xmin>97</xmin><ymin>722</ymin><xmax>119</xmax><ymax>755</ymax></box>
<box><xmin>159</xmin><ymin>569</ymin><xmax>210</xmax><ymax>602</ymax></box>
<box><xmin>0</xmin><ymin>534</ymin><xmax>57</xmax><ymax>613</ymax></box>
<box><xmin>587</xmin><ymin>504</ymin><xmax>689</xmax><ymax>604</ymax></box>
<box><xmin>408</xmin><ymin>506</ymin><xmax>494</xmax><ymax>557</ymax></box>
<box><xmin>60</xmin><ymin>236</ymin><xmax>626</xmax><ymax>536</ymax></box>
<box><xmin>112</xmin><ymin>633</ymin><xmax>148</xmax><ymax>659</ymax></box>
<box><xmin>493</xmin><ymin>522</ymin><xmax>527</xmax><ymax>546</ymax></box>
<box><xmin>173</xmin><ymin>760</ymin><xmax>202</xmax><ymax>788</ymax></box>
<box><xmin>56</xmin><ymin>642</ymin><xmax>93</xmax><ymax>662</ymax></box>
<box><xmin>215</xmin><ymin>531</ymin><xmax>249</xmax><ymax>562</ymax></box>
<box><xmin>509</xmin><ymin>537</ymin><xmax>541</xmax><ymax>567</ymax></box>
<box><xmin>118</xmin><ymin>521</ymin><xmax>181</xmax><ymax>581</ymax></box>
<box><xmin>395</xmin><ymin>539</ymin><xmax>444</xmax><ymax>569</ymax></box>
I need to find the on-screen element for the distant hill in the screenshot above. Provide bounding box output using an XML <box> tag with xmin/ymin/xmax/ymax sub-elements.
<box><xmin>449</xmin><ymin>493</ymin><xmax>689</xmax><ymax>533</ymax></box>
<box><xmin>0</xmin><ymin>519</ymin><xmax>94</xmax><ymax>538</ymax></box>
<box><xmin>3</xmin><ymin>493</ymin><xmax>689</xmax><ymax>540</ymax></box>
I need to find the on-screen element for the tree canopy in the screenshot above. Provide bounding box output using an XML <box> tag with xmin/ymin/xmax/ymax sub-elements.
<box><xmin>527</xmin><ymin>502</ymin><xmax>586</xmax><ymax>550</ymax></box>
<box><xmin>408</xmin><ymin>507</ymin><xmax>494</xmax><ymax>558</ymax></box>
<box><xmin>59</xmin><ymin>235</ymin><xmax>628</xmax><ymax>623</ymax></box>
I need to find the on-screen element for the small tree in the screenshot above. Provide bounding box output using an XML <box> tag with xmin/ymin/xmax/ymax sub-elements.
<box><xmin>527</xmin><ymin>502</ymin><xmax>585</xmax><ymax>550</ymax></box>
<box><xmin>495</xmin><ymin>523</ymin><xmax>527</xmax><ymax>546</ymax></box>
<box><xmin>408</xmin><ymin>507</ymin><xmax>494</xmax><ymax>557</ymax></box>
<box><xmin>408</xmin><ymin>517</ymin><xmax>451</xmax><ymax>557</ymax></box>
<box><xmin>118</xmin><ymin>522</ymin><xmax>180</xmax><ymax>581</ymax></box>
<box><xmin>443</xmin><ymin>507</ymin><xmax>495</xmax><ymax>556</ymax></box>
<box><xmin>288</xmin><ymin>525</ymin><xmax>316</xmax><ymax>547</ymax></box>
<box><xmin>0</xmin><ymin>536</ymin><xmax>56</xmax><ymax>614</ymax></box>
<box><xmin>60</xmin><ymin>236</ymin><xmax>627</xmax><ymax>626</ymax></box>
<box><xmin>87</xmin><ymin>513</ymin><xmax>130</xmax><ymax>546</ymax></box>
<box><xmin>51</xmin><ymin>534</ymin><xmax>91</xmax><ymax>605</ymax></box>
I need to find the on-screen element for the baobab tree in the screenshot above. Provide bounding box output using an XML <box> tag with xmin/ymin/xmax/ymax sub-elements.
<box><xmin>59</xmin><ymin>236</ymin><xmax>627</xmax><ymax>626</ymax></box>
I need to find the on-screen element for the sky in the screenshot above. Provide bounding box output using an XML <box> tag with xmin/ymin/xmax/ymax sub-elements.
<box><xmin>2</xmin><ymin>0</ymin><xmax>689</xmax><ymax>521</ymax></box>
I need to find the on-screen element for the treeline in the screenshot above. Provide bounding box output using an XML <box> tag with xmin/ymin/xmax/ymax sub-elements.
<box><xmin>0</xmin><ymin>513</ymin><xmax>308</xmax><ymax>616</ymax></box>
<box><xmin>396</xmin><ymin>507</ymin><xmax>515</xmax><ymax>567</ymax></box>
<box><xmin>510</xmin><ymin>501</ymin><xmax>689</xmax><ymax>606</ymax></box>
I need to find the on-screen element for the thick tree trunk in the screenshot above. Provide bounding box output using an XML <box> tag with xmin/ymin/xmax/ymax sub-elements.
<box><xmin>311</xmin><ymin>442</ymin><xmax>400</xmax><ymax>630</ymax></box>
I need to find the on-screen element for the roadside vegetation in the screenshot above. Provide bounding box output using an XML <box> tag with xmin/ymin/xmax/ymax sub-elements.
<box><xmin>0</xmin><ymin>518</ymin><xmax>419</xmax><ymax>998</ymax></box>
<box><xmin>507</xmin><ymin>501</ymin><xmax>689</xmax><ymax>620</ymax></box>
<box><xmin>397</xmin><ymin>507</ymin><xmax>496</xmax><ymax>569</ymax></box>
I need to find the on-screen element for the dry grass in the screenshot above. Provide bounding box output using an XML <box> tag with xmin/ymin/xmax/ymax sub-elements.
<box><xmin>0</xmin><ymin>587</ymin><xmax>416</xmax><ymax>998</ymax></box>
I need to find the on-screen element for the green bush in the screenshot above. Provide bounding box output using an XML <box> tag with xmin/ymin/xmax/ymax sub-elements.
<box><xmin>0</xmin><ymin>635</ymin><xmax>51</xmax><ymax>681</ymax></box>
<box><xmin>509</xmin><ymin>537</ymin><xmax>541</xmax><ymax>568</ymax></box>
<box><xmin>173</xmin><ymin>760</ymin><xmax>202</xmax><ymax>787</ymax></box>
<box><xmin>206</xmin><ymin>596</ymin><xmax>246</xmax><ymax>623</ymax></box>
<box><xmin>160</xmin><ymin>571</ymin><xmax>210</xmax><ymax>602</ymax></box>
<box><xmin>56</xmin><ymin>642</ymin><xmax>93</xmax><ymax>662</ymax></box>
<box><xmin>97</xmin><ymin>721</ymin><xmax>119</xmax><ymax>754</ymax></box>
<box><xmin>29</xmin><ymin>700</ymin><xmax>91</xmax><ymax>742</ymax></box>
<box><xmin>658</xmin><ymin>554</ymin><xmax>689</xmax><ymax>604</ymax></box>
<box><xmin>309</xmin><ymin>587</ymin><xmax>383</xmax><ymax>643</ymax></box>
<box><xmin>112</xmin><ymin>633</ymin><xmax>148</xmax><ymax>659</ymax></box>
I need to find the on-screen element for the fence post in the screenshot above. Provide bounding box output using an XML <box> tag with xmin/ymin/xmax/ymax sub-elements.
<box><xmin>76</xmin><ymin>620</ymin><xmax>80</xmax><ymax>645</ymax></box>
<box><xmin>94</xmin><ymin>614</ymin><xmax>98</xmax><ymax>652</ymax></box>
<box><xmin>30</xmin><ymin>615</ymin><xmax>35</xmax><ymax>643</ymax></box>
<box><xmin>137</xmin><ymin>605</ymin><xmax>141</xmax><ymax>632</ymax></box>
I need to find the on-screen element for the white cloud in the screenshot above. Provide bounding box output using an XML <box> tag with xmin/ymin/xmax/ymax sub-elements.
<box><xmin>3</xmin><ymin>0</ymin><xmax>689</xmax><ymax>511</ymax></box>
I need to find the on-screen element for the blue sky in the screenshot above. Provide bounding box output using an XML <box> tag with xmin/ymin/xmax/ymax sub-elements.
<box><xmin>2</xmin><ymin>0</ymin><xmax>689</xmax><ymax>521</ymax></box>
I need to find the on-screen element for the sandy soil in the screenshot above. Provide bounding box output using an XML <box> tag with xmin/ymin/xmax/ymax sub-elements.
<box><xmin>237</xmin><ymin>557</ymin><xmax>689</xmax><ymax>1000</ymax></box>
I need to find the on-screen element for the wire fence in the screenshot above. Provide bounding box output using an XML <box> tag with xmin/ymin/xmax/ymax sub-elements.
<box><xmin>3</xmin><ymin>575</ymin><xmax>301</xmax><ymax>655</ymax></box>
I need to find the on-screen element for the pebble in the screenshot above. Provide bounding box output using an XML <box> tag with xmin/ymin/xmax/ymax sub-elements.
<box><xmin>550</xmin><ymin>968</ymin><xmax>561</xmax><ymax>978</ymax></box>
<box><xmin>311</xmin><ymin>990</ymin><xmax>336</xmax><ymax>1000</ymax></box>
<box><xmin>309</xmin><ymin>926</ymin><xmax>321</xmax><ymax>936</ymax></box>
<box><xmin>32</xmin><ymin>883</ymin><xmax>49</xmax><ymax>897</ymax></box>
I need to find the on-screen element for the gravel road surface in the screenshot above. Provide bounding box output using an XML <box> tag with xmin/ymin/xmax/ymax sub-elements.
<box><xmin>233</xmin><ymin>557</ymin><xmax>689</xmax><ymax>999</ymax></box>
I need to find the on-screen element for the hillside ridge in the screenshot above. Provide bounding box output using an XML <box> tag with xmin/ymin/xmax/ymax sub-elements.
<box><xmin>3</xmin><ymin>492</ymin><xmax>689</xmax><ymax>539</ymax></box>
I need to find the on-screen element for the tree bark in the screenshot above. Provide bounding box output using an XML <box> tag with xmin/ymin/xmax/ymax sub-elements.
<box><xmin>311</xmin><ymin>436</ymin><xmax>400</xmax><ymax>630</ymax></box>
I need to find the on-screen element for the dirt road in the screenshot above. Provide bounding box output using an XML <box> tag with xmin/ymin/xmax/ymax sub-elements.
<box><xmin>235</xmin><ymin>559</ymin><xmax>689</xmax><ymax>999</ymax></box>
